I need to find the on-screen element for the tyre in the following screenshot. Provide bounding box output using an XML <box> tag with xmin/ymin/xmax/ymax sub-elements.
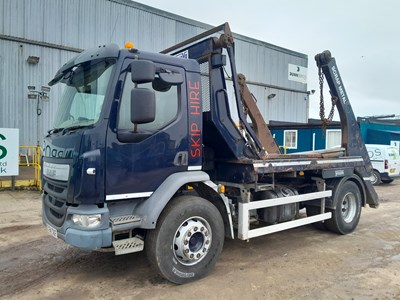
<box><xmin>371</xmin><ymin>170</ymin><xmax>381</xmax><ymax>186</ymax></box>
<box><xmin>306</xmin><ymin>205</ymin><xmax>327</xmax><ymax>230</ymax></box>
<box><xmin>325</xmin><ymin>181</ymin><xmax>362</xmax><ymax>235</ymax></box>
<box><xmin>145</xmin><ymin>195</ymin><xmax>224</xmax><ymax>284</ymax></box>
<box><xmin>381</xmin><ymin>179</ymin><xmax>394</xmax><ymax>184</ymax></box>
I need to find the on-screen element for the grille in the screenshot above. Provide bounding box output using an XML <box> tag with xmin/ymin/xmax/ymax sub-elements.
<box><xmin>43</xmin><ymin>180</ymin><xmax>68</xmax><ymax>227</ymax></box>
<box><xmin>47</xmin><ymin>182</ymin><xmax>64</xmax><ymax>194</ymax></box>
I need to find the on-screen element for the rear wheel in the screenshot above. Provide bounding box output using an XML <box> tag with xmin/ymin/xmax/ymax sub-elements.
<box><xmin>325</xmin><ymin>181</ymin><xmax>362</xmax><ymax>235</ymax></box>
<box><xmin>371</xmin><ymin>170</ymin><xmax>381</xmax><ymax>186</ymax></box>
<box><xmin>145</xmin><ymin>196</ymin><xmax>224</xmax><ymax>284</ymax></box>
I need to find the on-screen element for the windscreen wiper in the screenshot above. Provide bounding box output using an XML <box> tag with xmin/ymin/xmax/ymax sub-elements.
<box><xmin>46</xmin><ymin>127</ymin><xmax>64</xmax><ymax>136</ymax></box>
<box><xmin>61</xmin><ymin>124</ymin><xmax>93</xmax><ymax>135</ymax></box>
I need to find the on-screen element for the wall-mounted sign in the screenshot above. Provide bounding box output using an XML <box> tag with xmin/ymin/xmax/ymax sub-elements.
<box><xmin>288</xmin><ymin>64</ymin><xmax>307</xmax><ymax>84</ymax></box>
<box><xmin>175</xmin><ymin>50</ymin><xmax>189</xmax><ymax>59</ymax></box>
<box><xmin>0</xmin><ymin>128</ymin><xmax>19</xmax><ymax>176</ymax></box>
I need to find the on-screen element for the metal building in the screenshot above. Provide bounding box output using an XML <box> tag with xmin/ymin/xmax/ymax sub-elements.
<box><xmin>0</xmin><ymin>0</ymin><xmax>309</xmax><ymax>147</ymax></box>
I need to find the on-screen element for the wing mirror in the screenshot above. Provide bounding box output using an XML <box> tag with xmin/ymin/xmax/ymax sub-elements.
<box><xmin>131</xmin><ymin>60</ymin><xmax>184</xmax><ymax>86</ymax></box>
<box><xmin>131</xmin><ymin>60</ymin><xmax>156</xmax><ymax>83</ymax></box>
<box><xmin>131</xmin><ymin>88</ymin><xmax>155</xmax><ymax>124</ymax></box>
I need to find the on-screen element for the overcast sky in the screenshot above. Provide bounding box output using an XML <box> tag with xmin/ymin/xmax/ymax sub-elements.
<box><xmin>134</xmin><ymin>0</ymin><xmax>400</xmax><ymax>120</ymax></box>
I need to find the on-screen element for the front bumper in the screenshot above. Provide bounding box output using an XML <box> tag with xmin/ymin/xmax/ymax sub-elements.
<box><xmin>64</xmin><ymin>227</ymin><xmax>112</xmax><ymax>250</ymax></box>
<box><xmin>42</xmin><ymin>194</ymin><xmax>112</xmax><ymax>250</ymax></box>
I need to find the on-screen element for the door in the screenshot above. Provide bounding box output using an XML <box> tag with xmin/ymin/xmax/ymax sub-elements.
<box><xmin>105</xmin><ymin>60</ymin><xmax>188</xmax><ymax>201</ymax></box>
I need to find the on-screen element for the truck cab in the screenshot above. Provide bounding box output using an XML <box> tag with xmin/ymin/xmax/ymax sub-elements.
<box><xmin>43</xmin><ymin>44</ymin><xmax>205</xmax><ymax>247</ymax></box>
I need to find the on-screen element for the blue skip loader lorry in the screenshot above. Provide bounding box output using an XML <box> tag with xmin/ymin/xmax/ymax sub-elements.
<box><xmin>42</xmin><ymin>23</ymin><xmax>378</xmax><ymax>284</ymax></box>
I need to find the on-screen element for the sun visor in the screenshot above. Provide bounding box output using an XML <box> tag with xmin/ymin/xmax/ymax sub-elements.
<box><xmin>48</xmin><ymin>44</ymin><xmax>120</xmax><ymax>86</ymax></box>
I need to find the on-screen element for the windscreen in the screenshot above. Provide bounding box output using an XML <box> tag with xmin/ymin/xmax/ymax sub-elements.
<box><xmin>52</xmin><ymin>59</ymin><xmax>115</xmax><ymax>130</ymax></box>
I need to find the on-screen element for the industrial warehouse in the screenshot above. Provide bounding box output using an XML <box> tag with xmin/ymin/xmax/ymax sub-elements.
<box><xmin>0</xmin><ymin>0</ymin><xmax>309</xmax><ymax>148</ymax></box>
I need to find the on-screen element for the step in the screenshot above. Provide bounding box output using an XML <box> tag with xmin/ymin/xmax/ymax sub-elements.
<box><xmin>110</xmin><ymin>215</ymin><xmax>141</xmax><ymax>225</ymax></box>
<box><xmin>113</xmin><ymin>237</ymin><xmax>144</xmax><ymax>255</ymax></box>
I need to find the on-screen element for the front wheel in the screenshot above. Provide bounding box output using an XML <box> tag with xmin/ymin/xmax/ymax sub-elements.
<box><xmin>325</xmin><ymin>180</ymin><xmax>362</xmax><ymax>235</ymax></box>
<box><xmin>145</xmin><ymin>196</ymin><xmax>224</xmax><ymax>284</ymax></box>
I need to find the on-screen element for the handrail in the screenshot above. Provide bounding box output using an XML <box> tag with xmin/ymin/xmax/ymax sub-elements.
<box><xmin>9</xmin><ymin>145</ymin><xmax>42</xmax><ymax>190</ymax></box>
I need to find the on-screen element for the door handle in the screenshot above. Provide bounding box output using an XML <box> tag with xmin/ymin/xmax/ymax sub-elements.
<box><xmin>174</xmin><ymin>151</ymin><xmax>188</xmax><ymax>166</ymax></box>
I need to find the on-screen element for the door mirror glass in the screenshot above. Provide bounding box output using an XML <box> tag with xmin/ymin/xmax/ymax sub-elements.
<box><xmin>131</xmin><ymin>88</ymin><xmax>155</xmax><ymax>124</ymax></box>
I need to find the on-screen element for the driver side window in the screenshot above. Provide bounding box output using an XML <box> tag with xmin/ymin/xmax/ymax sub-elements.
<box><xmin>118</xmin><ymin>72</ymin><xmax>179</xmax><ymax>134</ymax></box>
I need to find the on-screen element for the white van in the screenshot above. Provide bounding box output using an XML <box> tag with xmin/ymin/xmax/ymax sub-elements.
<box><xmin>366</xmin><ymin>144</ymin><xmax>400</xmax><ymax>185</ymax></box>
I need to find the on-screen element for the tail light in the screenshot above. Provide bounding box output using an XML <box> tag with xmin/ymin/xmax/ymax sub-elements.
<box><xmin>385</xmin><ymin>159</ymin><xmax>388</xmax><ymax>170</ymax></box>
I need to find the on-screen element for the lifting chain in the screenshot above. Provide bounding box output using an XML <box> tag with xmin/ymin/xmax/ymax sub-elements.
<box><xmin>318</xmin><ymin>66</ymin><xmax>338</xmax><ymax>134</ymax></box>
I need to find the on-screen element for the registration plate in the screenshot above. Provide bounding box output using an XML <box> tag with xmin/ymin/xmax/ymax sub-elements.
<box><xmin>46</xmin><ymin>224</ymin><xmax>58</xmax><ymax>239</ymax></box>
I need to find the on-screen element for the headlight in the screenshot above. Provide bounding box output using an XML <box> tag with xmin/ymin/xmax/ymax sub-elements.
<box><xmin>71</xmin><ymin>214</ymin><xmax>102</xmax><ymax>228</ymax></box>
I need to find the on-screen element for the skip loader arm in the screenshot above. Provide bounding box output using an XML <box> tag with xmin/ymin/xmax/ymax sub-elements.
<box><xmin>237</xmin><ymin>74</ymin><xmax>281</xmax><ymax>155</ymax></box>
<box><xmin>162</xmin><ymin>22</ymin><xmax>273</xmax><ymax>159</ymax></box>
<box><xmin>315</xmin><ymin>50</ymin><xmax>379</xmax><ymax>208</ymax></box>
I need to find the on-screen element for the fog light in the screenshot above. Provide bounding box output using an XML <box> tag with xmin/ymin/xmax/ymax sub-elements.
<box><xmin>71</xmin><ymin>214</ymin><xmax>102</xmax><ymax>228</ymax></box>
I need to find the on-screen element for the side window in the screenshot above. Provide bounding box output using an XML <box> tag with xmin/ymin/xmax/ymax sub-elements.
<box><xmin>118</xmin><ymin>72</ymin><xmax>179</xmax><ymax>133</ymax></box>
<box><xmin>284</xmin><ymin>130</ymin><xmax>298</xmax><ymax>149</ymax></box>
<box><xmin>326</xmin><ymin>129</ymin><xmax>342</xmax><ymax>149</ymax></box>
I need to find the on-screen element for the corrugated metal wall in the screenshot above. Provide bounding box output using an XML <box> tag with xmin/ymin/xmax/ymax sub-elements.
<box><xmin>0</xmin><ymin>0</ymin><xmax>308</xmax><ymax>146</ymax></box>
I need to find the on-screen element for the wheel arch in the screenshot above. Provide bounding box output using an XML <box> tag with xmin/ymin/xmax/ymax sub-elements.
<box><xmin>191</xmin><ymin>181</ymin><xmax>234</xmax><ymax>239</ymax></box>
<box><xmin>327</xmin><ymin>174</ymin><xmax>367</xmax><ymax>208</ymax></box>
<box><xmin>134</xmin><ymin>171</ymin><xmax>234</xmax><ymax>239</ymax></box>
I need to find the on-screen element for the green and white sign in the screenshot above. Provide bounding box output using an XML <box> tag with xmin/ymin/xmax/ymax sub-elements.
<box><xmin>0</xmin><ymin>128</ymin><xmax>19</xmax><ymax>176</ymax></box>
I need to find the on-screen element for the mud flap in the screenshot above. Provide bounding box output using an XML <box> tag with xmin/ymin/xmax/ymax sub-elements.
<box><xmin>364</xmin><ymin>179</ymin><xmax>379</xmax><ymax>208</ymax></box>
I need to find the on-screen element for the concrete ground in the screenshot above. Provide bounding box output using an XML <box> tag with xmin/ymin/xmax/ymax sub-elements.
<box><xmin>0</xmin><ymin>182</ymin><xmax>400</xmax><ymax>299</ymax></box>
